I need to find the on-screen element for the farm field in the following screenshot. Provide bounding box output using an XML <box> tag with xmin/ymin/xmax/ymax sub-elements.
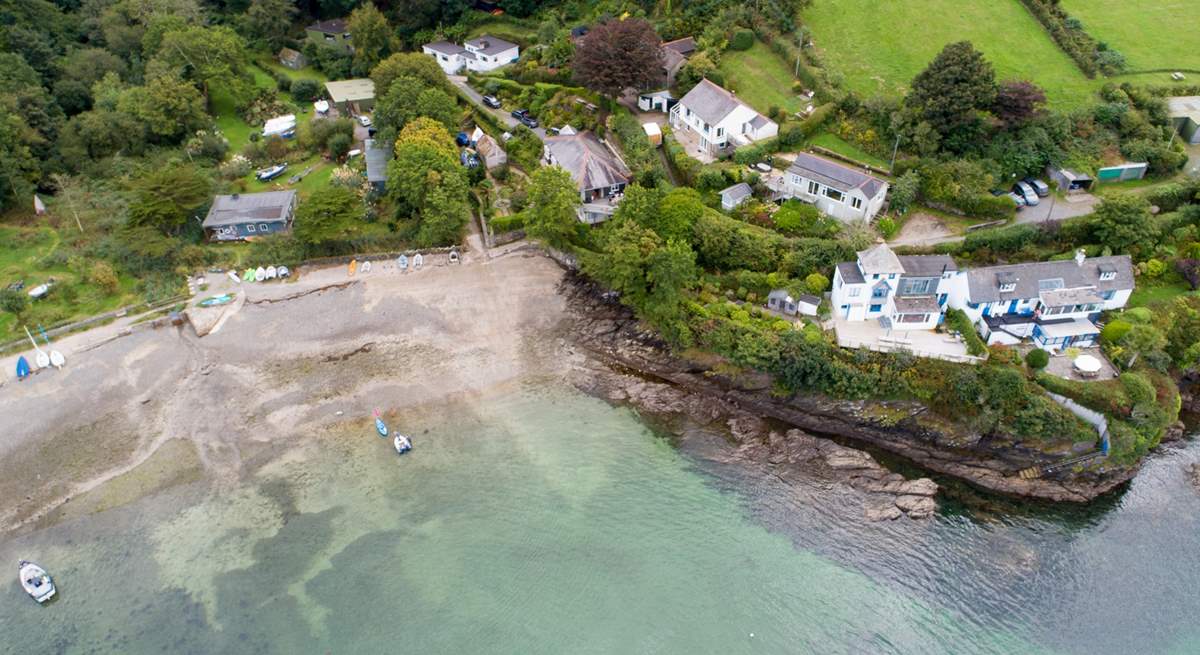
<box><xmin>718</xmin><ymin>40</ymin><xmax>806</xmax><ymax>115</ymax></box>
<box><xmin>1059</xmin><ymin>0</ymin><xmax>1200</xmax><ymax>72</ymax></box>
<box><xmin>803</xmin><ymin>0</ymin><xmax>1102</xmax><ymax>107</ymax></box>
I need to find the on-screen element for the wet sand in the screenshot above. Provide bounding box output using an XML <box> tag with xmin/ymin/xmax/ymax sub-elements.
<box><xmin>0</xmin><ymin>248</ymin><xmax>575</xmax><ymax>536</ymax></box>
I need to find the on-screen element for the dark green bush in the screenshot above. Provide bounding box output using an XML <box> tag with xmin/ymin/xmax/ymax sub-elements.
<box><xmin>1025</xmin><ymin>348</ymin><xmax>1050</xmax><ymax>370</ymax></box>
<box><xmin>730</xmin><ymin>30</ymin><xmax>755</xmax><ymax>51</ymax></box>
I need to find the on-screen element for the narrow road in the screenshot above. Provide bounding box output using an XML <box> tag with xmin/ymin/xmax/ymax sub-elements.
<box><xmin>448</xmin><ymin>75</ymin><xmax>547</xmax><ymax>139</ymax></box>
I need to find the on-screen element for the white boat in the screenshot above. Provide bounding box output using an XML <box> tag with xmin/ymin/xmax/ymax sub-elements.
<box><xmin>413</xmin><ymin>253</ymin><xmax>423</xmax><ymax>269</ymax></box>
<box><xmin>262</xmin><ymin>114</ymin><xmax>297</xmax><ymax>138</ymax></box>
<box><xmin>278</xmin><ymin>266</ymin><xmax>290</xmax><ymax>278</ymax></box>
<box><xmin>397</xmin><ymin>255</ymin><xmax>408</xmax><ymax>272</ymax></box>
<box><xmin>254</xmin><ymin>267</ymin><xmax>266</xmax><ymax>282</ymax></box>
<box><xmin>227</xmin><ymin>271</ymin><xmax>241</xmax><ymax>284</ymax></box>
<box><xmin>265</xmin><ymin>266</ymin><xmax>277</xmax><ymax>280</ymax></box>
<box><xmin>314</xmin><ymin>100</ymin><xmax>330</xmax><ymax>115</ymax></box>
<box><xmin>18</xmin><ymin>560</ymin><xmax>55</xmax><ymax>603</ymax></box>
<box><xmin>27</xmin><ymin>282</ymin><xmax>53</xmax><ymax>299</ymax></box>
<box><xmin>49</xmin><ymin>350</ymin><xmax>65</xmax><ymax>369</ymax></box>
<box><xmin>394</xmin><ymin>433</ymin><xmax>412</xmax><ymax>455</ymax></box>
<box><xmin>360</xmin><ymin>261</ymin><xmax>372</xmax><ymax>273</ymax></box>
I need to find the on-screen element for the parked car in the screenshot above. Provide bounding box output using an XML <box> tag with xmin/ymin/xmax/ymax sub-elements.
<box><xmin>992</xmin><ymin>189</ymin><xmax>1023</xmax><ymax>208</ymax></box>
<box><xmin>510</xmin><ymin>108</ymin><xmax>529</xmax><ymax>119</ymax></box>
<box><xmin>517</xmin><ymin>114</ymin><xmax>539</xmax><ymax>128</ymax></box>
<box><xmin>357</xmin><ymin>114</ymin><xmax>372</xmax><ymax>127</ymax></box>
<box><xmin>482</xmin><ymin>95</ymin><xmax>501</xmax><ymax>109</ymax></box>
<box><xmin>1023</xmin><ymin>177</ymin><xmax>1051</xmax><ymax>197</ymax></box>
<box><xmin>1012</xmin><ymin>181</ymin><xmax>1039</xmax><ymax>206</ymax></box>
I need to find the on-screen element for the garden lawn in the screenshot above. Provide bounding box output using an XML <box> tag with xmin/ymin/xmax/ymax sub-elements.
<box><xmin>256</xmin><ymin>57</ymin><xmax>329</xmax><ymax>84</ymax></box>
<box><xmin>241</xmin><ymin>155</ymin><xmax>336</xmax><ymax>199</ymax></box>
<box><xmin>1128</xmin><ymin>277</ymin><xmax>1196</xmax><ymax>309</ymax></box>
<box><xmin>718</xmin><ymin>41</ymin><xmax>805</xmax><ymax>115</ymax></box>
<box><xmin>211</xmin><ymin>64</ymin><xmax>294</xmax><ymax>153</ymax></box>
<box><xmin>466</xmin><ymin>16</ymin><xmax>538</xmax><ymax>45</ymax></box>
<box><xmin>1058</xmin><ymin>0</ymin><xmax>1200</xmax><ymax>72</ymax></box>
<box><xmin>803</xmin><ymin>0</ymin><xmax>1101</xmax><ymax>108</ymax></box>
<box><xmin>808</xmin><ymin>132</ymin><xmax>890</xmax><ymax>169</ymax></box>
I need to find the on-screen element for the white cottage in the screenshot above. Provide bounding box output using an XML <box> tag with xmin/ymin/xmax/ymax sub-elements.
<box><xmin>780</xmin><ymin>153</ymin><xmax>888</xmax><ymax>223</ymax></box>
<box><xmin>422</xmin><ymin>35</ymin><xmax>520</xmax><ymax>75</ymax></box>
<box><xmin>668</xmin><ymin>79</ymin><xmax>777</xmax><ymax>156</ymax></box>
<box><xmin>830</xmin><ymin>244</ymin><xmax>957</xmax><ymax>330</ymax></box>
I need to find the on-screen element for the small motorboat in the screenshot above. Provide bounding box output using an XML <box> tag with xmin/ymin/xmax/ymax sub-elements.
<box><xmin>254</xmin><ymin>266</ymin><xmax>266</xmax><ymax>282</ymax></box>
<box><xmin>256</xmin><ymin>163</ymin><xmax>288</xmax><ymax>182</ymax></box>
<box><xmin>265</xmin><ymin>266</ymin><xmax>277</xmax><ymax>280</ymax></box>
<box><xmin>413</xmin><ymin>253</ymin><xmax>423</xmax><ymax>270</ymax></box>
<box><xmin>227</xmin><ymin>271</ymin><xmax>241</xmax><ymax>284</ymax></box>
<box><xmin>394</xmin><ymin>433</ymin><xmax>412</xmax><ymax>455</ymax></box>
<box><xmin>278</xmin><ymin>266</ymin><xmax>290</xmax><ymax>278</ymax></box>
<box><xmin>18</xmin><ymin>560</ymin><xmax>55</xmax><ymax>603</ymax></box>
<box><xmin>348</xmin><ymin>260</ymin><xmax>357</xmax><ymax>276</ymax></box>
<box><xmin>373</xmin><ymin>408</ymin><xmax>388</xmax><ymax>438</ymax></box>
<box><xmin>198</xmin><ymin>293</ymin><xmax>234</xmax><ymax>307</ymax></box>
<box><xmin>27</xmin><ymin>282</ymin><xmax>54</xmax><ymax>300</ymax></box>
<box><xmin>361</xmin><ymin>261</ymin><xmax>372</xmax><ymax>274</ymax></box>
<box><xmin>397</xmin><ymin>255</ymin><xmax>408</xmax><ymax>272</ymax></box>
<box><xmin>448</xmin><ymin>249</ymin><xmax>460</xmax><ymax>264</ymax></box>
<box><xmin>242</xmin><ymin>268</ymin><xmax>255</xmax><ymax>282</ymax></box>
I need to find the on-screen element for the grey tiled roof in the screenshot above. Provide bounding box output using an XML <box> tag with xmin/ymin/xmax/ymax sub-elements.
<box><xmin>797</xmin><ymin>294</ymin><xmax>821</xmax><ymax>306</ymax></box>
<box><xmin>965</xmin><ymin>256</ymin><xmax>1134</xmax><ymax>303</ymax></box>
<box><xmin>894</xmin><ymin>296</ymin><xmax>940</xmax><ymax>313</ymax></box>
<box><xmin>465</xmin><ymin>35</ymin><xmax>518</xmax><ymax>55</ymax></box>
<box><xmin>856</xmin><ymin>244</ymin><xmax>905</xmax><ymax>275</ymax></box>
<box><xmin>545</xmin><ymin>131</ymin><xmax>631</xmax><ymax>192</ymax></box>
<box><xmin>837</xmin><ymin>262</ymin><xmax>864</xmax><ymax>285</ymax></box>
<box><xmin>897</xmin><ymin>254</ymin><xmax>957</xmax><ymax>277</ymax></box>
<box><xmin>364</xmin><ymin>139</ymin><xmax>388</xmax><ymax>183</ymax></box>
<box><xmin>662</xmin><ymin>37</ymin><xmax>696</xmax><ymax>55</ymax></box>
<box><xmin>424</xmin><ymin>41</ymin><xmax>466</xmax><ymax>56</ymax></box>
<box><xmin>203</xmin><ymin>191</ymin><xmax>296</xmax><ymax>227</ymax></box>
<box><xmin>308</xmin><ymin>19</ymin><xmax>348</xmax><ymax>34</ymax></box>
<box><xmin>720</xmin><ymin>183</ymin><xmax>752</xmax><ymax>201</ymax></box>
<box><xmin>677</xmin><ymin>79</ymin><xmax>747</xmax><ymax>126</ymax></box>
<box><xmin>787</xmin><ymin>152</ymin><xmax>886</xmax><ymax>199</ymax></box>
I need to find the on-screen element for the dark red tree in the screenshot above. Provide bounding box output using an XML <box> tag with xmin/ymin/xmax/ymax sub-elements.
<box><xmin>993</xmin><ymin>79</ymin><xmax>1047</xmax><ymax>130</ymax></box>
<box><xmin>572</xmin><ymin>18</ymin><xmax>663</xmax><ymax>97</ymax></box>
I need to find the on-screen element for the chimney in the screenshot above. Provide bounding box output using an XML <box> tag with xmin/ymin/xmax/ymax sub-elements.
<box><xmin>1075</xmin><ymin>249</ymin><xmax>1086</xmax><ymax>267</ymax></box>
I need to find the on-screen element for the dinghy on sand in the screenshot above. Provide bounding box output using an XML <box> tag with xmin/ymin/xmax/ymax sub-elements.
<box><xmin>394</xmin><ymin>433</ymin><xmax>412</xmax><ymax>455</ymax></box>
<box><xmin>18</xmin><ymin>560</ymin><xmax>55</xmax><ymax>603</ymax></box>
<box><xmin>16</xmin><ymin>356</ymin><xmax>30</xmax><ymax>380</ymax></box>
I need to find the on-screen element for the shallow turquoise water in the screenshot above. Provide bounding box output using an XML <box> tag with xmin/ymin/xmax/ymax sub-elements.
<box><xmin>2</xmin><ymin>383</ymin><xmax>1199</xmax><ymax>654</ymax></box>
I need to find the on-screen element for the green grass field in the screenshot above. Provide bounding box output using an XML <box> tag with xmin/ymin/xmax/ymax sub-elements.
<box><xmin>1059</xmin><ymin>0</ymin><xmax>1200</xmax><ymax>72</ymax></box>
<box><xmin>466</xmin><ymin>16</ymin><xmax>538</xmax><ymax>45</ymax></box>
<box><xmin>718</xmin><ymin>41</ymin><xmax>805</xmax><ymax>115</ymax></box>
<box><xmin>808</xmin><ymin>132</ymin><xmax>890</xmax><ymax>169</ymax></box>
<box><xmin>803</xmin><ymin>0</ymin><xmax>1101</xmax><ymax>107</ymax></box>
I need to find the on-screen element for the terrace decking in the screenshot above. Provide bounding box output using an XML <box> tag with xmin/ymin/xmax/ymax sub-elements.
<box><xmin>832</xmin><ymin>319</ymin><xmax>984</xmax><ymax>364</ymax></box>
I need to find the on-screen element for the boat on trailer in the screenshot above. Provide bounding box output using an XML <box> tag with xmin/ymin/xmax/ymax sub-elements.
<box><xmin>18</xmin><ymin>560</ymin><xmax>55</xmax><ymax>603</ymax></box>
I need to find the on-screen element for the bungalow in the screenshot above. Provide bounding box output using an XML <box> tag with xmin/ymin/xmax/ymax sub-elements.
<box><xmin>470</xmin><ymin>127</ymin><xmax>506</xmax><ymax>169</ymax></box>
<box><xmin>768</xmin><ymin>289</ymin><xmax>820</xmax><ymax>317</ymax></box>
<box><xmin>324</xmin><ymin>78</ymin><xmax>375</xmax><ymax>113</ymax></box>
<box><xmin>543</xmin><ymin>127</ymin><xmax>632</xmax><ymax>224</ymax></box>
<box><xmin>202</xmin><ymin>191</ymin><xmax>297</xmax><ymax>242</ymax></box>
<box><xmin>944</xmin><ymin>250</ymin><xmax>1134</xmax><ymax>351</ymax></box>
<box><xmin>780</xmin><ymin>153</ymin><xmax>888</xmax><ymax>223</ymax></box>
<box><xmin>662</xmin><ymin>36</ymin><xmax>696</xmax><ymax>88</ymax></box>
<box><xmin>719</xmin><ymin>183</ymin><xmax>753</xmax><ymax>211</ymax></box>
<box><xmin>830</xmin><ymin>243</ymin><xmax>957</xmax><ymax>330</ymax></box>
<box><xmin>306</xmin><ymin>19</ymin><xmax>352</xmax><ymax>54</ymax></box>
<box><xmin>278</xmin><ymin>47</ymin><xmax>307</xmax><ymax>70</ymax></box>
<box><xmin>422</xmin><ymin>35</ymin><xmax>520</xmax><ymax>75</ymax></box>
<box><xmin>668</xmin><ymin>79</ymin><xmax>778</xmax><ymax>157</ymax></box>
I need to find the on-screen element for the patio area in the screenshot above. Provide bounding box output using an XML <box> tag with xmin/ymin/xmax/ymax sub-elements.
<box><xmin>1036</xmin><ymin>347</ymin><xmax>1119</xmax><ymax>382</ymax></box>
<box><xmin>668</xmin><ymin>123</ymin><xmax>721</xmax><ymax>164</ymax></box>
<box><xmin>832</xmin><ymin>319</ymin><xmax>984</xmax><ymax>364</ymax></box>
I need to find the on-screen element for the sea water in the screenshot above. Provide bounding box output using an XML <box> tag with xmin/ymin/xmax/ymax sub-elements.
<box><xmin>2</xmin><ymin>382</ymin><xmax>1199</xmax><ymax>654</ymax></box>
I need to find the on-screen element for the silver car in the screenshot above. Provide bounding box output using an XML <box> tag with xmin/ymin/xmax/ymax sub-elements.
<box><xmin>1013</xmin><ymin>181</ymin><xmax>1039</xmax><ymax>206</ymax></box>
<box><xmin>1023</xmin><ymin>177</ymin><xmax>1051</xmax><ymax>197</ymax></box>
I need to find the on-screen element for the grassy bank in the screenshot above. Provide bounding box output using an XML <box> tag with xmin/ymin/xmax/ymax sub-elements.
<box><xmin>1058</xmin><ymin>0</ymin><xmax>1200</xmax><ymax>72</ymax></box>
<box><xmin>718</xmin><ymin>40</ymin><xmax>805</xmax><ymax>115</ymax></box>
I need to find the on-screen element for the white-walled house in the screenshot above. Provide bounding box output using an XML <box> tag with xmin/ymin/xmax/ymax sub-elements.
<box><xmin>831</xmin><ymin>244</ymin><xmax>957</xmax><ymax>330</ymax></box>
<box><xmin>422</xmin><ymin>35</ymin><xmax>519</xmax><ymax>75</ymax></box>
<box><xmin>669</xmin><ymin>79</ymin><xmax>777</xmax><ymax>156</ymax></box>
<box><xmin>943</xmin><ymin>250</ymin><xmax>1134</xmax><ymax>351</ymax></box>
<box><xmin>781</xmin><ymin>153</ymin><xmax>888</xmax><ymax>223</ymax></box>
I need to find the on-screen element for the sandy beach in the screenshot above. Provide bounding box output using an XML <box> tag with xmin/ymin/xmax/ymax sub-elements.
<box><xmin>0</xmin><ymin>247</ymin><xmax>574</xmax><ymax>536</ymax></box>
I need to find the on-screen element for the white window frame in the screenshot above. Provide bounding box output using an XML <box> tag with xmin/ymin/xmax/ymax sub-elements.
<box><xmin>247</xmin><ymin>224</ymin><xmax>256</xmax><ymax>233</ymax></box>
<box><xmin>851</xmin><ymin>196</ymin><xmax>863</xmax><ymax>210</ymax></box>
<box><xmin>807</xmin><ymin>180</ymin><xmax>820</xmax><ymax>195</ymax></box>
<box><xmin>259</xmin><ymin>223</ymin><xmax>269</xmax><ymax>232</ymax></box>
<box><xmin>824</xmin><ymin>187</ymin><xmax>844</xmax><ymax>203</ymax></box>
<box><xmin>848</xmin><ymin>287</ymin><xmax>861</xmax><ymax>298</ymax></box>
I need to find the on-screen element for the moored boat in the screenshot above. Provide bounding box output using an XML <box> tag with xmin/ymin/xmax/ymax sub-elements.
<box><xmin>394</xmin><ymin>433</ymin><xmax>412</xmax><ymax>455</ymax></box>
<box><xmin>18</xmin><ymin>560</ymin><xmax>55</xmax><ymax>603</ymax></box>
<box><xmin>373</xmin><ymin>408</ymin><xmax>388</xmax><ymax>438</ymax></box>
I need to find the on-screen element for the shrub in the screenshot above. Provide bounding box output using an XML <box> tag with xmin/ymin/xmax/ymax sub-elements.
<box><xmin>291</xmin><ymin>78</ymin><xmax>320</xmax><ymax>102</ymax></box>
<box><xmin>804</xmin><ymin>272</ymin><xmax>829</xmax><ymax>294</ymax></box>
<box><xmin>89</xmin><ymin>261</ymin><xmax>120</xmax><ymax>295</ymax></box>
<box><xmin>730</xmin><ymin>29</ymin><xmax>755</xmax><ymax>51</ymax></box>
<box><xmin>877</xmin><ymin>217</ymin><xmax>898</xmax><ymax>239</ymax></box>
<box><xmin>1101</xmin><ymin>319</ymin><xmax>1133</xmax><ymax>344</ymax></box>
<box><xmin>945</xmin><ymin>308</ymin><xmax>988</xmax><ymax>356</ymax></box>
<box><xmin>1025</xmin><ymin>348</ymin><xmax>1050</xmax><ymax>370</ymax></box>
<box><xmin>1142</xmin><ymin>258</ymin><xmax>1166</xmax><ymax>278</ymax></box>
<box><xmin>1124</xmin><ymin>307</ymin><xmax>1153</xmax><ymax>323</ymax></box>
<box><xmin>327</xmin><ymin>133</ymin><xmax>353</xmax><ymax>159</ymax></box>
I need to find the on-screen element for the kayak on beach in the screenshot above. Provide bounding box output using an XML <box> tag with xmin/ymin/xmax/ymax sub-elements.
<box><xmin>373</xmin><ymin>408</ymin><xmax>388</xmax><ymax>438</ymax></box>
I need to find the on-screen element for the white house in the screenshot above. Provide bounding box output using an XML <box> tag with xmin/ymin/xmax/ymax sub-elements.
<box><xmin>422</xmin><ymin>35</ymin><xmax>520</xmax><ymax>75</ymax></box>
<box><xmin>943</xmin><ymin>250</ymin><xmax>1135</xmax><ymax>351</ymax></box>
<box><xmin>669</xmin><ymin>79</ymin><xmax>777</xmax><ymax>156</ymax></box>
<box><xmin>831</xmin><ymin>244</ymin><xmax>957</xmax><ymax>330</ymax></box>
<box><xmin>543</xmin><ymin>128</ymin><xmax>632</xmax><ymax>224</ymax></box>
<box><xmin>780</xmin><ymin>153</ymin><xmax>888</xmax><ymax>223</ymax></box>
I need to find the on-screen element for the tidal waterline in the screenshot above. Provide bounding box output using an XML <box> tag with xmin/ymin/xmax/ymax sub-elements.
<box><xmin>2</xmin><ymin>383</ymin><xmax>1198</xmax><ymax>654</ymax></box>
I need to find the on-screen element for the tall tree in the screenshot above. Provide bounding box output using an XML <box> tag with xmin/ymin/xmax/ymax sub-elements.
<box><xmin>294</xmin><ymin>187</ymin><xmax>363</xmax><ymax>245</ymax></box>
<box><xmin>993</xmin><ymin>80</ymin><xmax>1046</xmax><ymax>130</ymax></box>
<box><xmin>371</xmin><ymin>52</ymin><xmax>450</xmax><ymax>96</ymax></box>
<box><xmin>524</xmin><ymin>166</ymin><xmax>582</xmax><ymax>248</ymax></box>
<box><xmin>1090</xmin><ymin>194</ymin><xmax>1158</xmax><ymax>256</ymax></box>
<box><xmin>572</xmin><ymin>18</ymin><xmax>664</xmax><ymax>97</ymax></box>
<box><xmin>127</xmin><ymin>164</ymin><xmax>211</xmax><ymax>235</ymax></box>
<box><xmin>151</xmin><ymin>25</ymin><xmax>252</xmax><ymax>99</ymax></box>
<box><xmin>905</xmin><ymin>41</ymin><xmax>996</xmax><ymax>151</ymax></box>
<box><xmin>349</xmin><ymin>2</ymin><xmax>392</xmax><ymax>76</ymax></box>
<box><xmin>116</xmin><ymin>73</ymin><xmax>207</xmax><ymax>141</ymax></box>
<box><xmin>244</xmin><ymin>0</ymin><xmax>298</xmax><ymax>51</ymax></box>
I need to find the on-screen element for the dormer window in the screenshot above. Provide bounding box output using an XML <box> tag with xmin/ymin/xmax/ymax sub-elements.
<box><xmin>1099</xmin><ymin>265</ymin><xmax>1117</xmax><ymax>281</ymax></box>
<box><xmin>999</xmin><ymin>282</ymin><xmax>1016</xmax><ymax>293</ymax></box>
<box><xmin>997</xmin><ymin>272</ymin><xmax>1018</xmax><ymax>293</ymax></box>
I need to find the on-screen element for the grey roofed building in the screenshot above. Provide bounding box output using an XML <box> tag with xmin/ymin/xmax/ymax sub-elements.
<box><xmin>364</xmin><ymin>139</ymin><xmax>388</xmax><ymax>189</ymax></box>
<box><xmin>307</xmin><ymin>19</ymin><xmax>348</xmax><ymax>34</ymax></box>
<box><xmin>675</xmin><ymin>79</ymin><xmax>746</xmax><ymax>126</ymax></box>
<box><xmin>787</xmin><ymin>152</ymin><xmax>886</xmax><ymax>199</ymax></box>
<box><xmin>856</xmin><ymin>243</ymin><xmax>905</xmax><ymax>275</ymax></box>
<box><xmin>423</xmin><ymin>40</ymin><xmax>466</xmax><ymax>56</ymax></box>
<box><xmin>837</xmin><ymin>261</ymin><xmax>865</xmax><ymax>284</ymax></box>
<box><xmin>325</xmin><ymin>79</ymin><xmax>375</xmax><ymax>105</ymax></box>
<box><xmin>464</xmin><ymin>35</ymin><xmax>519</xmax><ymax>56</ymax></box>
<box><xmin>663</xmin><ymin>36</ymin><xmax>697</xmax><ymax>56</ymax></box>
<box><xmin>896</xmin><ymin>254</ymin><xmax>957</xmax><ymax>277</ymax></box>
<box><xmin>894</xmin><ymin>296</ymin><xmax>941</xmax><ymax>314</ymax></box>
<box><xmin>544</xmin><ymin>131</ymin><xmax>631</xmax><ymax>193</ymax></box>
<box><xmin>965</xmin><ymin>255</ymin><xmax>1134</xmax><ymax>304</ymax></box>
<box><xmin>202</xmin><ymin>190</ymin><xmax>297</xmax><ymax>241</ymax></box>
<box><xmin>719</xmin><ymin>182</ymin><xmax>753</xmax><ymax>209</ymax></box>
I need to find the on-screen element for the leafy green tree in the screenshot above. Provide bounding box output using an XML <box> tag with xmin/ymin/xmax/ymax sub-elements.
<box><xmin>294</xmin><ymin>187</ymin><xmax>363</xmax><ymax>245</ymax></box>
<box><xmin>804</xmin><ymin>272</ymin><xmax>829</xmax><ymax>295</ymax></box>
<box><xmin>371</xmin><ymin>52</ymin><xmax>450</xmax><ymax>96</ymax></box>
<box><xmin>653</xmin><ymin>187</ymin><xmax>705</xmax><ymax>242</ymax></box>
<box><xmin>0</xmin><ymin>288</ymin><xmax>29</xmax><ymax>321</ymax></box>
<box><xmin>1090</xmin><ymin>194</ymin><xmax>1158</xmax><ymax>256</ymax></box>
<box><xmin>58</xmin><ymin>109</ymin><xmax>147</xmax><ymax>163</ymax></box>
<box><xmin>127</xmin><ymin>164</ymin><xmax>212</xmax><ymax>235</ymax></box>
<box><xmin>675</xmin><ymin>52</ymin><xmax>719</xmax><ymax>95</ymax></box>
<box><xmin>772</xmin><ymin>200</ymin><xmax>839</xmax><ymax>238</ymax></box>
<box><xmin>151</xmin><ymin>25</ymin><xmax>251</xmax><ymax>99</ymax></box>
<box><xmin>525</xmin><ymin>166</ymin><xmax>583</xmax><ymax>249</ymax></box>
<box><xmin>290</xmin><ymin>78</ymin><xmax>320</xmax><ymax>102</ymax></box>
<box><xmin>349</xmin><ymin>3</ymin><xmax>393</xmax><ymax>75</ymax></box>
<box><xmin>386</xmin><ymin>117</ymin><xmax>462</xmax><ymax>214</ymax></box>
<box><xmin>612</xmin><ymin>184</ymin><xmax>665</xmax><ymax>226</ymax></box>
<box><xmin>244</xmin><ymin>0</ymin><xmax>298</xmax><ymax>51</ymax></box>
<box><xmin>0</xmin><ymin>112</ymin><xmax>41</xmax><ymax>211</ymax></box>
<box><xmin>415</xmin><ymin>184</ymin><xmax>469</xmax><ymax>246</ymax></box>
<box><xmin>414</xmin><ymin>87</ymin><xmax>460</xmax><ymax>132</ymax></box>
<box><xmin>906</xmin><ymin>41</ymin><xmax>996</xmax><ymax>152</ymax></box>
<box><xmin>116</xmin><ymin>74</ymin><xmax>207</xmax><ymax>142</ymax></box>
<box><xmin>890</xmin><ymin>169</ymin><xmax>921</xmax><ymax>214</ymax></box>
<box><xmin>1025</xmin><ymin>348</ymin><xmax>1049</xmax><ymax>370</ymax></box>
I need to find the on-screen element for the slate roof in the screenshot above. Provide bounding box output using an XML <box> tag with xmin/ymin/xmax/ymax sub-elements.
<box><xmin>856</xmin><ymin>244</ymin><xmax>905</xmax><ymax>275</ymax></box>
<box><xmin>837</xmin><ymin>262</ymin><xmax>865</xmax><ymax>285</ymax></box>
<box><xmin>1168</xmin><ymin>96</ymin><xmax>1200</xmax><ymax>123</ymax></box>
<box><xmin>677</xmin><ymin>79</ymin><xmax>749</xmax><ymax>126</ymax></box>
<box><xmin>894</xmin><ymin>296</ymin><xmax>941</xmax><ymax>314</ymax></box>
<box><xmin>788</xmin><ymin>152</ymin><xmax>886</xmax><ymax>199</ymax></box>
<box><xmin>364</xmin><ymin>139</ymin><xmax>388</xmax><ymax>184</ymax></box>
<box><xmin>203</xmin><ymin>191</ymin><xmax>296</xmax><ymax>228</ymax></box>
<box><xmin>544</xmin><ymin>131</ymin><xmax>631</xmax><ymax>192</ymax></box>
<box><xmin>307</xmin><ymin>19</ymin><xmax>348</xmax><ymax>34</ymax></box>
<box><xmin>465</xmin><ymin>35</ymin><xmax>518</xmax><ymax>55</ymax></box>
<box><xmin>897</xmin><ymin>254</ymin><xmax>957</xmax><ymax>277</ymax></box>
<box><xmin>424</xmin><ymin>41</ymin><xmax>466</xmax><ymax>56</ymax></box>
<box><xmin>965</xmin><ymin>256</ymin><xmax>1134</xmax><ymax>303</ymax></box>
<box><xmin>797</xmin><ymin>294</ymin><xmax>821</xmax><ymax>306</ymax></box>
<box><xmin>663</xmin><ymin>37</ymin><xmax>696</xmax><ymax>55</ymax></box>
<box><xmin>720</xmin><ymin>183</ymin><xmax>752</xmax><ymax>202</ymax></box>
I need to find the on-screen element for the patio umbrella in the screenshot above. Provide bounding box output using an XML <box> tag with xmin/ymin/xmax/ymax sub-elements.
<box><xmin>1074</xmin><ymin>354</ymin><xmax>1102</xmax><ymax>373</ymax></box>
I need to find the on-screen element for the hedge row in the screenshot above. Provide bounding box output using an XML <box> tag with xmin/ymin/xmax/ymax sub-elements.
<box><xmin>944</xmin><ymin>308</ymin><xmax>988</xmax><ymax>357</ymax></box>
<box><xmin>1016</xmin><ymin>0</ymin><xmax>1122</xmax><ymax>77</ymax></box>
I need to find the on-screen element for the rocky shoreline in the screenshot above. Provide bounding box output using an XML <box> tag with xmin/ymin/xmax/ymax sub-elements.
<box><xmin>559</xmin><ymin>272</ymin><xmax>1141</xmax><ymax>504</ymax></box>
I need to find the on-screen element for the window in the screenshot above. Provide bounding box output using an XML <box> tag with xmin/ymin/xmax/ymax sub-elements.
<box><xmin>324</xmin><ymin>34</ymin><xmax>334</xmax><ymax>42</ymax></box>
<box><xmin>871</xmin><ymin>286</ymin><xmax>889</xmax><ymax>299</ymax></box>
<box><xmin>873</xmin><ymin>274</ymin><xmax>880</xmax><ymax>280</ymax></box>
<box><xmin>899</xmin><ymin>278</ymin><xmax>935</xmax><ymax>295</ymax></box>
<box><xmin>999</xmin><ymin>282</ymin><xmax>1016</xmax><ymax>293</ymax></box>
<box><xmin>823</xmin><ymin>188</ymin><xmax>844</xmax><ymax>202</ymax></box>
<box><xmin>869</xmin><ymin>304</ymin><xmax>882</xmax><ymax>312</ymax></box>
<box><xmin>848</xmin><ymin>287</ymin><xmax>861</xmax><ymax>297</ymax></box>
<box><xmin>808</xmin><ymin>180</ymin><xmax>820</xmax><ymax>195</ymax></box>
<box><xmin>259</xmin><ymin>223</ymin><xmax>269</xmax><ymax>232</ymax></box>
<box><xmin>247</xmin><ymin>224</ymin><xmax>256</xmax><ymax>233</ymax></box>
<box><xmin>716</xmin><ymin>127</ymin><xmax>724</xmax><ymax>138</ymax></box>
<box><xmin>898</xmin><ymin>314</ymin><xmax>927</xmax><ymax>324</ymax></box>
<box><xmin>1038</xmin><ymin>278</ymin><xmax>1064</xmax><ymax>291</ymax></box>
<box><xmin>1100</xmin><ymin>270</ymin><xmax>1116</xmax><ymax>281</ymax></box>
<box><xmin>1101</xmin><ymin>290</ymin><xmax>1115</xmax><ymax>300</ymax></box>
<box><xmin>851</xmin><ymin>197</ymin><xmax>863</xmax><ymax>210</ymax></box>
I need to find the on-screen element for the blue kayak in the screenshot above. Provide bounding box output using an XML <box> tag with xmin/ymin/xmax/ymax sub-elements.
<box><xmin>375</xmin><ymin>417</ymin><xmax>389</xmax><ymax>438</ymax></box>
<box><xmin>16</xmin><ymin>356</ymin><xmax>30</xmax><ymax>379</ymax></box>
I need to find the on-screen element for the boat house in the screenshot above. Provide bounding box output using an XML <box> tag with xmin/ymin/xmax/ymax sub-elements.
<box><xmin>202</xmin><ymin>190</ymin><xmax>297</xmax><ymax>241</ymax></box>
